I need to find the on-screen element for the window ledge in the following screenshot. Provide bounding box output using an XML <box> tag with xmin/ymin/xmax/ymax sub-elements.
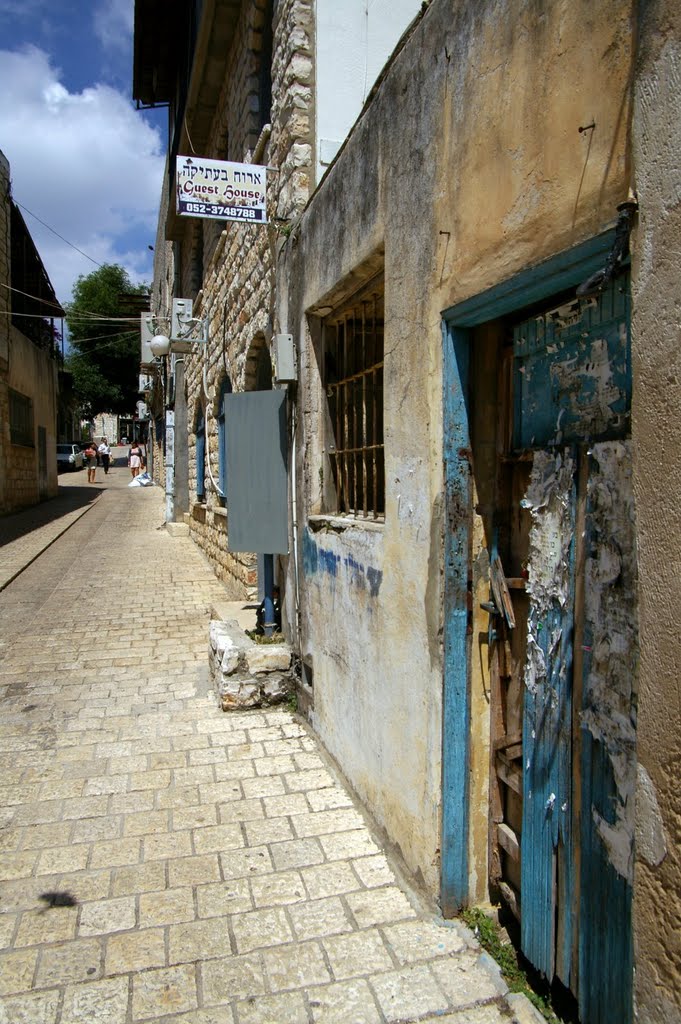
<box><xmin>308</xmin><ymin>513</ymin><xmax>385</xmax><ymax>534</ymax></box>
<box><xmin>213</xmin><ymin>506</ymin><xmax>227</xmax><ymax>520</ymax></box>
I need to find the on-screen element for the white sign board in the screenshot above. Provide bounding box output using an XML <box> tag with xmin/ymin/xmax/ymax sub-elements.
<box><xmin>176</xmin><ymin>156</ymin><xmax>267</xmax><ymax>224</ymax></box>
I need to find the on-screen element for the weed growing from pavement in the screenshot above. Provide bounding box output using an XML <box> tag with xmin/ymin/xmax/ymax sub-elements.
<box><xmin>245</xmin><ymin>631</ymin><xmax>284</xmax><ymax>644</ymax></box>
<box><xmin>461</xmin><ymin>907</ymin><xmax>565</xmax><ymax>1022</ymax></box>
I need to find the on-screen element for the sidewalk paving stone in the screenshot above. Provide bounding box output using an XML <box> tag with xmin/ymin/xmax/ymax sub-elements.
<box><xmin>0</xmin><ymin>476</ymin><xmax>524</xmax><ymax>1022</ymax></box>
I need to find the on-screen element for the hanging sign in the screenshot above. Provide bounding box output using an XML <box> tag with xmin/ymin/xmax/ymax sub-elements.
<box><xmin>176</xmin><ymin>155</ymin><xmax>267</xmax><ymax>224</ymax></box>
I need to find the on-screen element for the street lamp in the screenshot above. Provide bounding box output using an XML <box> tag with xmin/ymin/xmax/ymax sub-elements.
<box><xmin>149</xmin><ymin>334</ymin><xmax>171</xmax><ymax>358</ymax></box>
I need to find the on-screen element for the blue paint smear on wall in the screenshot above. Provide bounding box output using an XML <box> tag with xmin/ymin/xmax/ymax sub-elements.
<box><xmin>366</xmin><ymin>566</ymin><xmax>383</xmax><ymax>597</ymax></box>
<box><xmin>303</xmin><ymin>531</ymin><xmax>340</xmax><ymax>577</ymax></box>
<box><xmin>302</xmin><ymin>531</ymin><xmax>318</xmax><ymax>575</ymax></box>
<box><xmin>303</xmin><ymin>531</ymin><xmax>382</xmax><ymax>595</ymax></box>
<box><xmin>344</xmin><ymin>554</ymin><xmax>364</xmax><ymax>589</ymax></box>
<box><xmin>319</xmin><ymin>547</ymin><xmax>341</xmax><ymax>577</ymax></box>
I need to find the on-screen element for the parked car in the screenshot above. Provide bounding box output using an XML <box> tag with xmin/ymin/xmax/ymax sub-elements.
<box><xmin>56</xmin><ymin>443</ymin><xmax>84</xmax><ymax>471</ymax></box>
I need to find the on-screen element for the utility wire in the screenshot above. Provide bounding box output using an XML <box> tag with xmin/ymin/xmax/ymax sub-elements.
<box><xmin>0</xmin><ymin>309</ymin><xmax>142</xmax><ymax>326</ymax></box>
<box><xmin>61</xmin><ymin>330</ymin><xmax>139</xmax><ymax>349</ymax></box>
<box><xmin>13</xmin><ymin>200</ymin><xmax>105</xmax><ymax>269</ymax></box>
<box><xmin>0</xmin><ymin>284</ymin><xmax>147</xmax><ymax>322</ymax></box>
<box><xmin>0</xmin><ymin>282</ymin><xmax>64</xmax><ymax>314</ymax></box>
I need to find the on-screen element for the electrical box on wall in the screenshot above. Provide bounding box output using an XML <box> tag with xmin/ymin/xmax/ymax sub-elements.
<box><xmin>171</xmin><ymin>298</ymin><xmax>193</xmax><ymax>341</ymax></box>
<box><xmin>140</xmin><ymin>313</ymin><xmax>155</xmax><ymax>366</ymax></box>
<box><xmin>272</xmin><ymin>333</ymin><xmax>296</xmax><ymax>384</ymax></box>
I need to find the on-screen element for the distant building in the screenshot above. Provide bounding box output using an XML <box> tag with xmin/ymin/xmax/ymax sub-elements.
<box><xmin>0</xmin><ymin>149</ymin><xmax>63</xmax><ymax>513</ymax></box>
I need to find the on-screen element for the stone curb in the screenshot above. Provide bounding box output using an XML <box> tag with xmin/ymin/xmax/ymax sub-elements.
<box><xmin>506</xmin><ymin>991</ymin><xmax>549</xmax><ymax>1023</ymax></box>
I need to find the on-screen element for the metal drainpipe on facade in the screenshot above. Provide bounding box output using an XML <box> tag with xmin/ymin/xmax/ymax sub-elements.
<box><xmin>290</xmin><ymin>396</ymin><xmax>301</xmax><ymax>646</ymax></box>
<box><xmin>201</xmin><ymin>358</ymin><xmax>225</xmax><ymax>499</ymax></box>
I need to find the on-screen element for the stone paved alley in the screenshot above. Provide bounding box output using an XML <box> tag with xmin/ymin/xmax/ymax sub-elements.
<box><xmin>0</xmin><ymin>464</ymin><xmax>534</xmax><ymax>1024</ymax></box>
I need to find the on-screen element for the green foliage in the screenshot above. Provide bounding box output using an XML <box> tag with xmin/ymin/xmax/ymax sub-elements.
<box><xmin>460</xmin><ymin>908</ymin><xmax>563</xmax><ymax>1022</ymax></box>
<box><xmin>245</xmin><ymin>630</ymin><xmax>285</xmax><ymax>644</ymax></box>
<box><xmin>65</xmin><ymin>264</ymin><xmax>147</xmax><ymax>416</ymax></box>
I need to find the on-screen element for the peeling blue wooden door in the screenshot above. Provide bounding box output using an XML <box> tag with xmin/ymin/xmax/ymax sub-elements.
<box><xmin>514</xmin><ymin>273</ymin><xmax>634</xmax><ymax>1023</ymax></box>
<box><xmin>520</xmin><ymin>449</ymin><xmax>577</xmax><ymax>985</ymax></box>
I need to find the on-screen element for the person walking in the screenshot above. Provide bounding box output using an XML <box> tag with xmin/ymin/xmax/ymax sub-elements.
<box><xmin>128</xmin><ymin>440</ymin><xmax>143</xmax><ymax>479</ymax></box>
<box><xmin>97</xmin><ymin>437</ymin><xmax>111</xmax><ymax>475</ymax></box>
<box><xmin>83</xmin><ymin>440</ymin><xmax>97</xmax><ymax>483</ymax></box>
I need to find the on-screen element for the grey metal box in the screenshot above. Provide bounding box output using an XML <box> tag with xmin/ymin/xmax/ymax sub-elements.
<box><xmin>272</xmin><ymin>333</ymin><xmax>297</xmax><ymax>383</ymax></box>
<box><xmin>140</xmin><ymin>313</ymin><xmax>155</xmax><ymax>366</ymax></box>
<box><xmin>225</xmin><ymin>391</ymin><xmax>289</xmax><ymax>554</ymax></box>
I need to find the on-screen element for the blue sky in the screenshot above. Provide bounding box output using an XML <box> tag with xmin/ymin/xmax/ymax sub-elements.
<box><xmin>0</xmin><ymin>0</ymin><xmax>165</xmax><ymax>305</ymax></box>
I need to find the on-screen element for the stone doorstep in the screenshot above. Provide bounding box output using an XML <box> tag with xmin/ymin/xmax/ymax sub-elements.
<box><xmin>210</xmin><ymin>600</ymin><xmax>258</xmax><ymax>634</ymax></box>
<box><xmin>209</xmin><ymin>618</ymin><xmax>294</xmax><ymax>712</ymax></box>
<box><xmin>165</xmin><ymin>521</ymin><xmax>190</xmax><ymax>538</ymax></box>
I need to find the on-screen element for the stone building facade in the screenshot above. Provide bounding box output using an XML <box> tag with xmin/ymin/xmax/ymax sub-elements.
<box><xmin>136</xmin><ymin>1</ymin><xmax>681</xmax><ymax>1020</ymax></box>
<box><xmin>0</xmin><ymin>150</ymin><xmax>61</xmax><ymax>515</ymax></box>
<box><xmin>138</xmin><ymin>0</ymin><xmax>420</xmax><ymax>595</ymax></box>
<box><xmin>142</xmin><ymin>0</ymin><xmax>315</xmax><ymax>596</ymax></box>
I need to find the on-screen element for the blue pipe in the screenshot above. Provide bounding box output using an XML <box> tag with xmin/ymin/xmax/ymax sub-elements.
<box><xmin>263</xmin><ymin>553</ymin><xmax>275</xmax><ymax>637</ymax></box>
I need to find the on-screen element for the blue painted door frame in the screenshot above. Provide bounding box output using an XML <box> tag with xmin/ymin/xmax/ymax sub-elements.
<box><xmin>441</xmin><ymin>322</ymin><xmax>472</xmax><ymax>915</ymax></box>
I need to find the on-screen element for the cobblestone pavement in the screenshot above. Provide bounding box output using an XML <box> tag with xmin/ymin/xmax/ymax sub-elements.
<box><xmin>0</xmin><ymin>468</ymin><xmax>526</xmax><ymax>1023</ymax></box>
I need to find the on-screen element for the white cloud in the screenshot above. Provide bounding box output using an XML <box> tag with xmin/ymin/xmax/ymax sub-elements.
<box><xmin>0</xmin><ymin>45</ymin><xmax>163</xmax><ymax>303</ymax></box>
<box><xmin>94</xmin><ymin>0</ymin><xmax>133</xmax><ymax>54</ymax></box>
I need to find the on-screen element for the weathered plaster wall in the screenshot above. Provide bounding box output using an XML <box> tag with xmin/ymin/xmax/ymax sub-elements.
<box><xmin>631</xmin><ymin>1</ymin><xmax>681</xmax><ymax>1019</ymax></box>
<box><xmin>280</xmin><ymin>0</ymin><xmax>635</xmax><ymax>897</ymax></box>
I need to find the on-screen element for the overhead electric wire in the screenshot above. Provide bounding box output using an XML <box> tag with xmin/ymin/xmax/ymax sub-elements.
<box><xmin>62</xmin><ymin>330</ymin><xmax>139</xmax><ymax>349</ymax></box>
<box><xmin>0</xmin><ymin>284</ymin><xmax>147</xmax><ymax>323</ymax></box>
<box><xmin>12</xmin><ymin>200</ymin><xmax>105</xmax><ymax>269</ymax></box>
<box><xmin>0</xmin><ymin>282</ymin><xmax>64</xmax><ymax>314</ymax></box>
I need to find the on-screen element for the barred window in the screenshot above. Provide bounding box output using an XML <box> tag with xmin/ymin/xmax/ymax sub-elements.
<box><xmin>9</xmin><ymin>388</ymin><xmax>34</xmax><ymax>447</ymax></box>
<box><xmin>324</xmin><ymin>279</ymin><xmax>384</xmax><ymax>519</ymax></box>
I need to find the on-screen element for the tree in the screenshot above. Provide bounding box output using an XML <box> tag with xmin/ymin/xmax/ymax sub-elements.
<box><xmin>65</xmin><ymin>264</ymin><xmax>148</xmax><ymax>417</ymax></box>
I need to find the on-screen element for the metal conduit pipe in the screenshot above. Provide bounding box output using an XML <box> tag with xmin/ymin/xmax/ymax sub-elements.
<box><xmin>201</xmin><ymin>346</ymin><xmax>225</xmax><ymax>498</ymax></box>
<box><xmin>290</xmin><ymin>396</ymin><xmax>301</xmax><ymax>647</ymax></box>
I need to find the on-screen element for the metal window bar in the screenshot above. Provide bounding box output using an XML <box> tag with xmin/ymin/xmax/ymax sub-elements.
<box><xmin>9</xmin><ymin>388</ymin><xmax>34</xmax><ymax>447</ymax></box>
<box><xmin>325</xmin><ymin>283</ymin><xmax>384</xmax><ymax>519</ymax></box>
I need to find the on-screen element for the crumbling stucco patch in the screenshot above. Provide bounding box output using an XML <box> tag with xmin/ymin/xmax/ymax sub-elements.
<box><xmin>521</xmin><ymin>450</ymin><xmax>575</xmax><ymax>697</ymax></box>
<box><xmin>635</xmin><ymin>763</ymin><xmax>667</xmax><ymax>868</ymax></box>
<box><xmin>581</xmin><ymin>441</ymin><xmax>638</xmax><ymax>883</ymax></box>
